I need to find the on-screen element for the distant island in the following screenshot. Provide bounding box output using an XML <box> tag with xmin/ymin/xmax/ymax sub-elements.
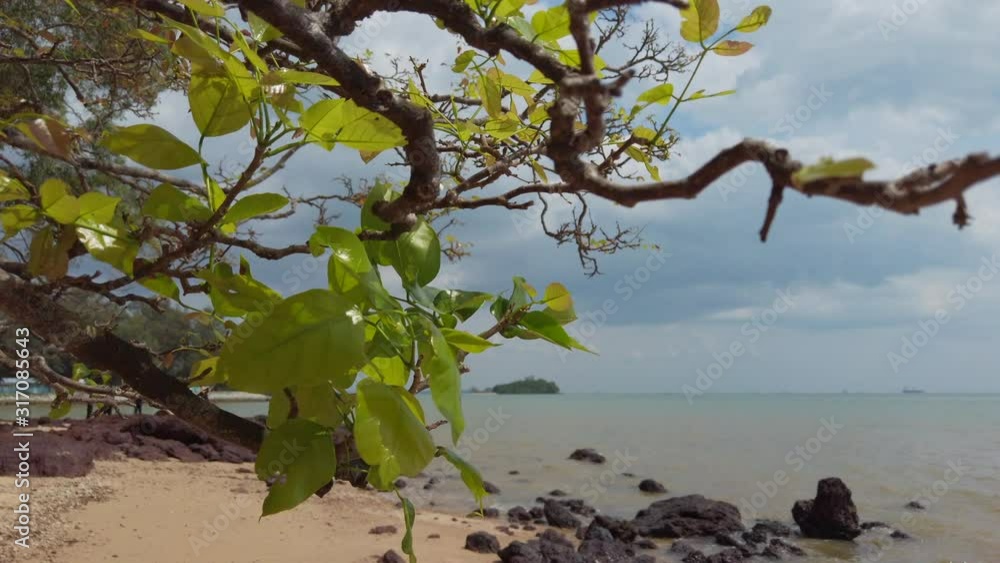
<box><xmin>490</xmin><ymin>377</ymin><xmax>560</xmax><ymax>395</ymax></box>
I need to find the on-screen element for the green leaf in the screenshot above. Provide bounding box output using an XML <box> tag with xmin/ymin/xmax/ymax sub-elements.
<box><xmin>272</xmin><ymin>69</ymin><xmax>340</xmax><ymax>86</ymax></box>
<box><xmin>792</xmin><ymin>157</ymin><xmax>876</xmax><ymax>187</ymax></box>
<box><xmin>49</xmin><ymin>397</ymin><xmax>72</xmax><ymax>420</ymax></box>
<box><xmin>360</xmin><ymin>181</ymin><xmax>394</xmax><ymax>232</ymax></box>
<box><xmin>300</xmin><ymin>99</ymin><xmax>405</xmax><ymax>152</ymax></box>
<box><xmin>218</xmin><ymin>289</ymin><xmax>366</xmax><ymax>393</ymax></box>
<box><xmin>518</xmin><ymin>310</ymin><xmax>593</xmax><ymax>352</ymax></box>
<box><xmin>637</xmin><ymin>83</ymin><xmax>675</xmax><ymax>106</ymax></box>
<box><xmin>437</xmin><ymin>447</ymin><xmax>489</xmax><ymax>508</ymax></box>
<box><xmin>198</xmin><ymin>262</ymin><xmax>280</xmax><ymax>317</ymax></box>
<box><xmin>0</xmin><ymin>205</ymin><xmax>40</xmax><ymax>239</ymax></box>
<box><xmin>101</xmin><ymin>124</ymin><xmax>201</xmax><ymax>170</ymax></box>
<box><xmin>713</xmin><ymin>40</ymin><xmax>753</xmax><ymax>56</ymax></box>
<box><xmin>28</xmin><ymin>226</ymin><xmax>74</xmax><ymax>280</ymax></box>
<box><xmin>688</xmin><ymin>89</ymin><xmax>736</xmax><ymax>100</ymax></box>
<box><xmin>399</xmin><ymin>494</ymin><xmax>417</xmax><ymax>563</ymax></box>
<box><xmin>416</xmin><ymin>318</ymin><xmax>465</xmax><ymax>443</ymax></box>
<box><xmin>477</xmin><ymin>74</ymin><xmax>503</xmax><ymax>118</ymax></box>
<box><xmin>267</xmin><ymin>385</ymin><xmax>349</xmax><ymax>429</ymax></box>
<box><xmin>189</xmin><ymin>356</ymin><xmax>224</xmax><ymax>386</ymax></box>
<box><xmin>542</xmin><ymin>282</ymin><xmax>577</xmax><ymax>325</ymax></box>
<box><xmin>309</xmin><ymin>226</ymin><xmax>375</xmax><ymax>303</ymax></box>
<box><xmin>75</xmin><ymin>216</ymin><xmax>139</xmax><ymax>275</ymax></box>
<box><xmin>40</xmin><ymin>179</ymin><xmax>79</xmax><ymax>224</ymax></box>
<box><xmin>354</xmin><ymin>379</ymin><xmax>435</xmax><ymax>477</ymax></box>
<box><xmin>77</xmin><ymin>192</ymin><xmax>120</xmax><ymax>225</ymax></box>
<box><xmin>440</xmin><ymin>328</ymin><xmax>496</xmax><ymax>353</ymax></box>
<box><xmin>530</xmin><ymin>5</ymin><xmax>570</xmax><ymax>41</ymax></box>
<box><xmin>255</xmin><ymin>419</ymin><xmax>336</xmax><ymax>517</ymax></box>
<box><xmin>128</xmin><ymin>29</ymin><xmax>171</xmax><ymax>44</ymax></box>
<box><xmin>189</xmin><ymin>74</ymin><xmax>253</xmax><ymax>137</ymax></box>
<box><xmin>737</xmin><ymin>6</ymin><xmax>773</xmax><ymax>33</ymax></box>
<box><xmin>142</xmin><ymin>184</ymin><xmax>212</xmax><ymax>222</ymax></box>
<box><xmin>392</xmin><ymin>221</ymin><xmax>441</xmax><ymax>287</ymax></box>
<box><xmin>0</xmin><ymin>172</ymin><xmax>31</xmax><ymax>202</ymax></box>
<box><xmin>176</xmin><ymin>0</ymin><xmax>224</xmax><ymax>17</ymax></box>
<box><xmin>680</xmin><ymin>0</ymin><xmax>720</xmax><ymax>43</ymax></box>
<box><xmin>433</xmin><ymin>290</ymin><xmax>492</xmax><ymax>321</ymax></box>
<box><xmin>222</xmin><ymin>193</ymin><xmax>289</xmax><ymax>224</ymax></box>
<box><xmin>452</xmin><ymin>50</ymin><xmax>477</xmax><ymax>72</ymax></box>
<box><xmin>140</xmin><ymin>274</ymin><xmax>180</xmax><ymax>300</ymax></box>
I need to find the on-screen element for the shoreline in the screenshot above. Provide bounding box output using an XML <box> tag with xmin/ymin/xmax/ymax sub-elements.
<box><xmin>0</xmin><ymin>458</ymin><xmax>545</xmax><ymax>563</ymax></box>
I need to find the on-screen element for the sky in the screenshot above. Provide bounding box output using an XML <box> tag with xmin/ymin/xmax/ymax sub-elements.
<box><xmin>141</xmin><ymin>1</ymin><xmax>1000</xmax><ymax>394</ymax></box>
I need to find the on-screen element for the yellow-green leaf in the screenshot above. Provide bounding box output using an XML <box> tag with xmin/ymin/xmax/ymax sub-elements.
<box><xmin>77</xmin><ymin>192</ymin><xmax>120</xmax><ymax>225</ymax></box>
<box><xmin>176</xmin><ymin>0</ymin><xmax>224</xmax><ymax>17</ymax></box>
<box><xmin>273</xmin><ymin>69</ymin><xmax>339</xmax><ymax>86</ymax></box>
<box><xmin>140</xmin><ymin>274</ymin><xmax>181</xmax><ymax>300</ymax></box>
<box><xmin>0</xmin><ymin>173</ymin><xmax>30</xmax><ymax>203</ymax></box>
<box><xmin>40</xmin><ymin>179</ymin><xmax>79</xmax><ymax>224</ymax></box>
<box><xmin>0</xmin><ymin>205</ymin><xmax>40</xmax><ymax>239</ymax></box>
<box><xmin>680</xmin><ymin>0</ymin><xmax>720</xmax><ymax>43</ymax></box>
<box><xmin>75</xmin><ymin>216</ymin><xmax>139</xmax><ymax>275</ymax></box>
<box><xmin>737</xmin><ymin>6</ymin><xmax>773</xmax><ymax>33</ymax></box>
<box><xmin>530</xmin><ymin>5</ymin><xmax>570</xmax><ymax>42</ymax></box>
<box><xmin>222</xmin><ymin>193</ymin><xmax>289</xmax><ymax>224</ymax></box>
<box><xmin>637</xmin><ymin>83</ymin><xmax>675</xmax><ymax>105</ymax></box>
<box><xmin>101</xmin><ymin>124</ymin><xmax>201</xmax><ymax>170</ymax></box>
<box><xmin>142</xmin><ymin>184</ymin><xmax>211</xmax><ymax>222</ymax></box>
<box><xmin>190</xmin><ymin>74</ymin><xmax>253</xmax><ymax>137</ymax></box>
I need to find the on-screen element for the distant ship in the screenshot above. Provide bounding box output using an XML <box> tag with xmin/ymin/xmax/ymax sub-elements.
<box><xmin>902</xmin><ymin>387</ymin><xmax>925</xmax><ymax>394</ymax></box>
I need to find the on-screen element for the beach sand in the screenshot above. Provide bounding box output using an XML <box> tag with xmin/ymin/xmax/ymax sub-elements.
<box><xmin>1</xmin><ymin>459</ymin><xmax>542</xmax><ymax>562</ymax></box>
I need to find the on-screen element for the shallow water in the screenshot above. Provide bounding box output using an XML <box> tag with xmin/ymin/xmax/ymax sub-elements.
<box><xmin>8</xmin><ymin>393</ymin><xmax>998</xmax><ymax>562</ymax></box>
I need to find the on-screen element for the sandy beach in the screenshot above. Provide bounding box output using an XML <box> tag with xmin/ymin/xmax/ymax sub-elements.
<box><xmin>1</xmin><ymin>459</ymin><xmax>542</xmax><ymax>563</ymax></box>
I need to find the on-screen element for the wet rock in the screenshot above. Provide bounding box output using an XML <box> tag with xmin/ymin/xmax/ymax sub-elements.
<box><xmin>544</xmin><ymin>499</ymin><xmax>581</xmax><ymax>529</ymax></box>
<box><xmin>791</xmin><ymin>478</ymin><xmax>861</xmax><ymax>540</ymax></box>
<box><xmin>638</xmin><ymin>479</ymin><xmax>667</xmax><ymax>494</ymax></box>
<box><xmin>484</xmin><ymin>481</ymin><xmax>501</xmax><ymax>494</ymax></box>
<box><xmin>715</xmin><ymin>532</ymin><xmax>744</xmax><ymax>548</ymax></box>
<box><xmin>393</xmin><ymin>478</ymin><xmax>407</xmax><ymax>489</ymax></box>
<box><xmin>549</xmin><ymin>489</ymin><xmax>568</xmax><ymax>497</ymax></box>
<box><xmin>509</xmin><ymin>470</ymin><xmax>520</xmax><ymax>475</ymax></box>
<box><xmin>498</xmin><ymin>540</ymin><xmax>544</xmax><ymax>563</ymax></box>
<box><xmin>890</xmin><ymin>529</ymin><xmax>911</xmax><ymax>540</ymax></box>
<box><xmin>125</xmin><ymin>444</ymin><xmax>169</xmax><ymax>462</ymax></box>
<box><xmin>753</xmin><ymin>520</ymin><xmax>792</xmax><ymax>537</ymax></box>
<box><xmin>577</xmin><ymin>538</ymin><xmax>633</xmax><ymax>561</ymax></box>
<box><xmin>634</xmin><ymin>538</ymin><xmax>657</xmax><ymax>550</ymax></box>
<box><xmin>508</xmin><ymin>506</ymin><xmax>532</xmax><ymax>522</ymax></box>
<box><xmin>706</xmin><ymin>548</ymin><xmax>746</xmax><ymax>563</ymax></box>
<box><xmin>465</xmin><ymin>531</ymin><xmax>501</xmax><ymax>553</ymax></box>
<box><xmin>483</xmin><ymin>507</ymin><xmax>500</xmax><ymax>518</ymax></box>
<box><xmin>378</xmin><ymin>550</ymin><xmax>405</xmax><ymax>563</ymax></box>
<box><xmin>633</xmin><ymin>495</ymin><xmax>745</xmax><ymax>538</ymax></box>
<box><xmin>590</xmin><ymin>515</ymin><xmax>637</xmax><ymax>543</ymax></box>
<box><xmin>369</xmin><ymin>525</ymin><xmax>398</xmax><ymax>535</ymax></box>
<box><xmin>568</xmin><ymin>448</ymin><xmax>606</xmax><ymax>464</ymax></box>
<box><xmin>583</xmin><ymin>524</ymin><xmax>615</xmax><ymax>542</ymax></box>
<box><xmin>529</xmin><ymin>506</ymin><xmax>545</xmax><ymax>520</ymax></box>
<box><xmin>860</xmin><ymin>521</ymin><xmax>890</xmax><ymax>531</ymax></box>
<box><xmin>905</xmin><ymin>500</ymin><xmax>926</xmax><ymax>510</ymax></box>
<box><xmin>766</xmin><ymin>538</ymin><xmax>806</xmax><ymax>558</ymax></box>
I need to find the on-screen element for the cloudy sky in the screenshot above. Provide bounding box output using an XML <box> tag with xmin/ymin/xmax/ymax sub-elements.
<box><xmin>147</xmin><ymin>1</ymin><xmax>1000</xmax><ymax>393</ymax></box>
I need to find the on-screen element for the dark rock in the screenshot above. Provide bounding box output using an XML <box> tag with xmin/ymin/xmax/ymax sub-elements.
<box><xmin>548</xmin><ymin>498</ymin><xmax>596</xmax><ymax>517</ymax></box>
<box><xmin>742</xmin><ymin>528</ymin><xmax>768</xmax><ymax>545</ymax></box>
<box><xmin>369</xmin><ymin>525</ymin><xmax>398</xmax><ymax>535</ymax></box>
<box><xmin>591</xmin><ymin>515</ymin><xmax>637</xmax><ymax>543</ymax></box>
<box><xmin>633</xmin><ymin>495</ymin><xmax>745</xmax><ymax>538</ymax></box>
<box><xmin>160</xmin><ymin>439</ymin><xmax>202</xmax><ymax>462</ymax></box>
<box><xmin>393</xmin><ymin>478</ymin><xmax>407</xmax><ymax>489</ymax></box>
<box><xmin>632</xmin><ymin>556</ymin><xmax>656</xmax><ymax>563</ymax></box>
<box><xmin>638</xmin><ymin>479</ymin><xmax>667</xmax><ymax>494</ymax></box>
<box><xmin>682</xmin><ymin>552</ymin><xmax>708</xmax><ymax>563</ymax></box>
<box><xmin>549</xmin><ymin>489</ymin><xmax>568</xmax><ymax>497</ymax></box>
<box><xmin>706</xmin><ymin>548</ymin><xmax>746</xmax><ymax>563</ymax></box>
<box><xmin>905</xmin><ymin>500</ymin><xmax>927</xmax><ymax>510</ymax></box>
<box><xmin>622</xmin><ymin>472</ymin><xmax>636</xmax><ymax>478</ymax></box>
<box><xmin>539</xmin><ymin>528</ymin><xmax>575</xmax><ymax>548</ymax></box>
<box><xmin>483</xmin><ymin>507</ymin><xmax>500</xmax><ymax>518</ymax></box>
<box><xmin>791</xmin><ymin>478</ymin><xmax>861</xmax><ymax>540</ymax></box>
<box><xmin>125</xmin><ymin>444</ymin><xmax>169</xmax><ymax>462</ymax></box>
<box><xmin>484</xmin><ymin>481</ymin><xmax>501</xmax><ymax>494</ymax></box>
<box><xmin>767</xmin><ymin>538</ymin><xmax>806</xmax><ymax>557</ymax></box>
<box><xmin>670</xmin><ymin>540</ymin><xmax>697</xmax><ymax>555</ymax></box>
<box><xmin>529</xmin><ymin>506</ymin><xmax>545</xmax><ymax>520</ymax></box>
<box><xmin>544</xmin><ymin>499</ymin><xmax>581</xmax><ymax>529</ymax></box>
<box><xmin>860</xmin><ymin>521</ymin><xmax>889</xmax><ymax>531</ymax></box>
<box><xmin>427</xmin><ymin>533</ymin><xmax>440</xmax><ymax>539</ymax></box>
<box><xmin>498</xmin><ymin>541</ymin><xmax>544</xmax><ymax>563</ymax></box>
<box><xmin>0</xmin><ymin>431</ymin><xmax>95</xmax><ymax>477</ymax></box>
<box><xmin>890</xmin><ymin>529</ymin><xmax>911</xmax><ymax>540</ymax></box>
<box><xmin>378</xmin><ymin>550</ymin><xmax>406</xmax><ymax>563</ymax></box>
<box><xmin>583</xmin><ymin>524</ymin><xmax>614</xmax><ymax>542</ymax></box>
<box><xmin>634</xmin><ymin>538</ymin><xmax>657</xmax><ymax>550</ymax></box>
<box><xmin>509</xmin><ymin>470</ymin><xmax>520</xmax><ymax>475</ymax></box>
<box><xmin>465</xmin><ymin>531</ymin><xmax>501</xmax><ymax>553</ymax></box>
<box><xmin>577</xmin><ymin>539</ymin><xmax>633</xmax><ymax>561</ymax></box>
<box><xmin>715</xmin><ymin>532</ymin><xmax>744</xmax><ymax>548</ymax></box>
<box><xmin>568</xmin><ymin>448</ymin><xmax>606</xmax><ymax>464</ymax></box>
<box><xmin>753</xmin><ymin>520</ymin><xmax>792</xmax><ymax>537</ymax></box>
<box><xmin>508</xmin><ymin>506</ymin><xmax>532</xmax><ymax>522</ymax></box>
<box><xmin>522</xmin><ymin>524</ymin><xmax>537</xmax><ymax>531</ymax></box>
<box><xmin>188</xmin><ymin>443</ymin><xmax>221</xmax><ymax>462</ymax></box>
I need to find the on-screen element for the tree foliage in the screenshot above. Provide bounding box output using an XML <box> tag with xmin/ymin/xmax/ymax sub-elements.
<box><xmin>0</xmin><ymin>0</ymin><xmax>998</xmax><ymax>558</ymax></box>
